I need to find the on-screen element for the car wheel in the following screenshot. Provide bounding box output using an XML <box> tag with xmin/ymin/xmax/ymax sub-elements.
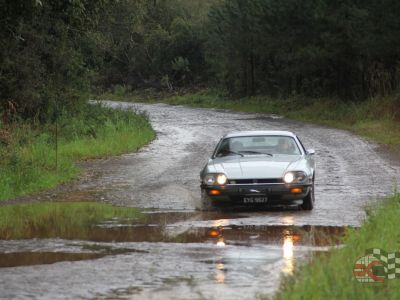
<box><xmin>201</xmin><ymin>189</ymin><xmax>215</xmax><ymax>211</ymax></box>
<box><xmin>301</xmin><ymin>183</ymin><xmax>315</xmax><ymax>210</ymax></box>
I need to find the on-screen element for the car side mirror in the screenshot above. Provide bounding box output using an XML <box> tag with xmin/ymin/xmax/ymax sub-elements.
<box><xmin>307</xmin><ymin>149</ymin><xmax>315</xmax><ymax>155</ymax></box>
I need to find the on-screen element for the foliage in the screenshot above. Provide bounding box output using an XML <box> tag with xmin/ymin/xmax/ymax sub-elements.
<box><xmin>0</xmin><ymin>0</ymin><xmax>110</xmax><ymax>120</ymax></box>
<box><xmin>2</xmin><ymin>0</ymin><xmax>400</xmax><ymax>120</ymax></box>
<box><xmin>0</xmin><ymin>103</ymin><xmax>155</xmax><ymax>200</ymax></box>
<box><xmin>95</xmin><ymin>0</ymin><xmax>214</xmax><ymax>91</ymax></box>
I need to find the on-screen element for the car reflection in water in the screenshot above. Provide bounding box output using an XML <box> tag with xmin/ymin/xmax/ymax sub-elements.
<box><xmin>206</xmin><ymin>227</ymin><xmax>227</xmax><ymax>284</ymax></box>
<box><xmin>206</xmin><ymin>223</ymin><xmax>308</xmax><ymax>284</ymax></box>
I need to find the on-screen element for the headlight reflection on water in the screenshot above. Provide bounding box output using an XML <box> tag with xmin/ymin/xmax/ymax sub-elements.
<box><xmin>209</xmin><ymin>226</ymin><xmax>299</xmax><ymax>284</ymax></box>
<box><xmin>213</xmin><ymin>219</ymin><xmax>229</xmax><ymax>228</ymax></box>
<box><xmin>208</xmin><ymin>226</ymin><xmax>227</xmax><ymax>283</ymax></box>
<box><xmin>217</xmin><ymin>238</ymin><xmax>226</xmax><ymax>247</ymax></box>
<box><xmin>214</xmin><ymin>262</ymin><xmax>226</xmax><ymax>284</ymax></box>
<box><xmin>281</xmin><ymin>216</ymin><xmax>294</xmax><ymax>226</ymax></box>
<box><xmin>282</xmin><ymin>231</ymin><xmax>295</xmax><ymax>274</ymax></box>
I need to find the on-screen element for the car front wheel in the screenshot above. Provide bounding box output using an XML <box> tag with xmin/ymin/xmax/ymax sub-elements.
<box><xmin>301</xmin><ymin>183</ymin><xmax>315</xmax><ymax>210</ymax></box>
<box><xmin>201</xmin><ymin>189</ymin><xmax>215</xmax><ymax>211</ymax></box>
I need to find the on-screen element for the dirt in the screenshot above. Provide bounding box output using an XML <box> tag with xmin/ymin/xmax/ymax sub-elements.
<box><xmin>0</xmin><ymin>101</ymin><xmax>398</xmax><ymax>299</ymax></box>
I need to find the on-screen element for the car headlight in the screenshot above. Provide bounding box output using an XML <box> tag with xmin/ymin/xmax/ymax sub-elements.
<box><xmin>283</xmin><ymin>172</ymin><xmax>295</xmax><ymax>183</ymax></box>
<box><xmin>283</xmin><ymin>171</ymin><xmax>308</xmax><ymax>184</ymax></box>
<box><xmin>204</xmin><ymin>174</ymin><xmax>216</xmax><ymax>185</ymax></box>
<box><xmin>203</xmin><ymin>173</ymin><xmax>228</xmax><ymax>185</ymax></box>
<box><xmin>216</xmin><ymin>174</ymin><xmax>227</xmax><ymax>185</ymax></box>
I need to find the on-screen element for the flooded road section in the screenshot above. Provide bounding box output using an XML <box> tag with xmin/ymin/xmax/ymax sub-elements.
<box><xmin>0</xmin><ymin>211</ymin><xmax>346</xmax><ymax>299</ymax></box>
<box><xmin>1</xmin><ymin>102</ymin><xmax>399</xmax><ymax>299</ymax></box>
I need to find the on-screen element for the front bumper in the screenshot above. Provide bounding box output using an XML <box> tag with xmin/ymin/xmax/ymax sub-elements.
<box><xmin>201</xmin><ymin>183</ymin><xmax>312</xmax><ymax>205</ymax></box>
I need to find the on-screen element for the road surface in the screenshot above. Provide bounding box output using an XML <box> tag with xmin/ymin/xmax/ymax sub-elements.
<box><xmin>0</xmin><ymin>101</ymin><xmax>398</xmax><ymax>299</ymax></box>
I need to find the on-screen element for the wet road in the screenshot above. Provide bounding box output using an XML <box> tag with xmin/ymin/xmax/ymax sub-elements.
<box><xmin>0</xmin><ymin>101</ymin><xmax>399</xmax><ymax>299</ymax></box>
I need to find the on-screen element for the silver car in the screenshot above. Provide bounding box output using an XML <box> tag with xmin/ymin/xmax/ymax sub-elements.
<box><xmin>200</xmin><ymin>131</ymin><xmax>315</xmax><ymax>210</ymax></box>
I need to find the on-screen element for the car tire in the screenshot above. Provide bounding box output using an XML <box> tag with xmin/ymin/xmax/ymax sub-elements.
<box><xmin>301</xmin><ymin>183</ymin><xmax>315</xmax><ymax>210</ymax></box>
<box><xmin>201</xmin><ymin>189</ymin><xmax>215</xmax><ymax>211</ymax></box>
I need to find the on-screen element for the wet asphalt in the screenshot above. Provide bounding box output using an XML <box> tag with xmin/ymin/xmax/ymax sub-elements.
<box><xmin>0</xmin><ymin>101</ymin><xmax>399</xmax><ymax>299</ymax></box>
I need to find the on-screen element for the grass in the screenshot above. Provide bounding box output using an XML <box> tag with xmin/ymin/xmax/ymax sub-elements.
<box><xmin>0</xmin><ymin>201</ymin><xmax>144</xmax><ymax>240</ymax></box>
<box><xmin>101</xmin><ymin>89</ymin><xmax>400</xmax><ymax>146</ymax></box>
<box><xmin>0</xmin><ymin>103</ymin><xmax>155</xmax><ymax>200</ymax></box>
<box><xmin>270</xmin><ymin>193</ymin><xmax>400</xmax><ymax>300</ymax></box>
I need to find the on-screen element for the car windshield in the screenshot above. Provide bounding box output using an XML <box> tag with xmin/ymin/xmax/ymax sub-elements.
<box><xmin>215</xmin><ymin>136</ymin><xmax>301</xmax><ymax>157</ymax></box>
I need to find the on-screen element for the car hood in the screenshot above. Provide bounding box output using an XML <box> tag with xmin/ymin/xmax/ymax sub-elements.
<box><xmin>209</xmin><ymin>155</ymin><xmax>302</xmax><ymax>179</ymax></box>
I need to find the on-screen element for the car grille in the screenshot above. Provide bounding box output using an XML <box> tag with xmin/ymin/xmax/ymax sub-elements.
<box><xmin>228</xmin><ymin>178</ymin><xmax>284</xmax><ymax>184</ymax></box>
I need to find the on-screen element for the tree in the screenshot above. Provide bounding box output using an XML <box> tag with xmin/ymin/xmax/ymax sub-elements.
<box><xmin>0</xmin><ymin>0</ymin><xmax>110</xmax><ymax>120</ymax></box>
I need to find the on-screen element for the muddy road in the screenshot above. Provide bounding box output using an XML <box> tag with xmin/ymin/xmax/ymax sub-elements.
<box><xmin>0</xmin><ymin>101</ymin><xmax>399</xmax><ymax>299</ymax></box>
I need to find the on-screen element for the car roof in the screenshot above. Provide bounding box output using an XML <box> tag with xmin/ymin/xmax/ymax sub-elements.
<box><xmin>223</xmin><ymin>130</ymin><xmax>296</xmax><ymax>139</ymax></box>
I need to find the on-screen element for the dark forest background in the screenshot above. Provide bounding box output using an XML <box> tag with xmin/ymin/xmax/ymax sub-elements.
<box><xmin>1</xmin><ymin>0</ymin><xmax>400</xmax><ymax>121</ymax></box>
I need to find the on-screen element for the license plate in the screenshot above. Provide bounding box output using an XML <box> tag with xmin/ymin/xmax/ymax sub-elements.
<box><xmin>243</xmin><ymin>197</ymin><xmax>268</xmax><ymax>204</ymax></box>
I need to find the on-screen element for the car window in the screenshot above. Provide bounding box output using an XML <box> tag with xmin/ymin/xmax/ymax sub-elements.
<box><xmin>215</xmin><ymin>136</ymin><xmax>301</xmax><ymax>156</ymax></box>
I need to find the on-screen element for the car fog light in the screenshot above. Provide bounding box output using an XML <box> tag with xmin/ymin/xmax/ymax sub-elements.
<box><xmin>209</xmin><ymin>189</ymin><xmax>221</xmax><ymax>196</ymax></box>
<box><xmin>291</xmin><ymin>188</ymin><xmax>302</xmax><ymax>194</ymax></box>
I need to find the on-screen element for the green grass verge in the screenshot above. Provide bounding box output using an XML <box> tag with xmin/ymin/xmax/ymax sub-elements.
<box><xmin>271</xmin><ymin>193</ymin><xmax>400</xmax><ymax>300</ymax></box>
<box><xmin>0</xmin><ymin>201</ymin><xmax>144</xmax><ymax>240</ymax></box>
<box><xmin>101</xmin><ymin>90</ymin><xmax>400</xmax><ymax>145</ymax></box>
<box><xmin>0</xmin><ymin>103</ymin><xmax>155</xmax><ymax>200</ymax></box>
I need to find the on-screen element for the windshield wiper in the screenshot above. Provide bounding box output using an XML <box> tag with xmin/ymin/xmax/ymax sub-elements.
<box><xmin>217</xmin><ymin>150</ymin><xmax>244</xmax><ymax>157</ymax></box>
<box><xmin>239</xmin><ymin>150</ymin><xmax>273</xmax><ymax>157</ymax></box>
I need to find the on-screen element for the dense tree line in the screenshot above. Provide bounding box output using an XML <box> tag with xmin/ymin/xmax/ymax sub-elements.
<box><xmin>208</xmin><ymin>0</ymin><xmax>400</xmax><ymax>98</ymax></box>
<box><xmin>1</xmin><ymin>0</ymin><xmax>400</xmax><ymax>121</ymax></box>
<box><xmin>95</xmin><ymin>0</ymin><xmax>214</xmax><ymax>90</ymax></box>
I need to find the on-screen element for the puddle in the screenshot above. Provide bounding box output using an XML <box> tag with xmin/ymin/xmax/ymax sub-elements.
<box><xmin>0</xmin><ymin>252</ymin><xmax>105</xmax><ymax>268</ymax></box>
<box><xmin>0</xmin><ymin>246</ymin><xmax>148</xmax><ymax>268</ymax></box>
<box><xmin>0</xmin><ymin>210</ymin><xmax>347</xmax><ymax>269</ymax></box>
<box><xmin>51</xmin><ymin>191</ymin><xmax>99</xmax><ymax>202</ymax></box>
<box><xmin>0</xmin><ymin>209</ymin><xmax>346</xmax><ymax>245</ymax></box>
<box><xmin>0</xmin><ymin>201</ymin><xmax>356</xmax><ymax>299</ymax></box>
<box><xmin>200</xmin><ymin>224</ymin><xmax>345</xmax><ymax>247</ymax></box>
<box><xmin>90</xmin><ymin>222</ymin><xmax>346</xmax><ymax>300</ymax></box>
<box><xmin>96</xmin><ymin>211</ymin><xmax>347</xmax><ymax>247</ymax></box>
<box><xmin>88</xmin><ymin>223</ymin><xmax>346</xmax><ymax>246</ymax></box>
